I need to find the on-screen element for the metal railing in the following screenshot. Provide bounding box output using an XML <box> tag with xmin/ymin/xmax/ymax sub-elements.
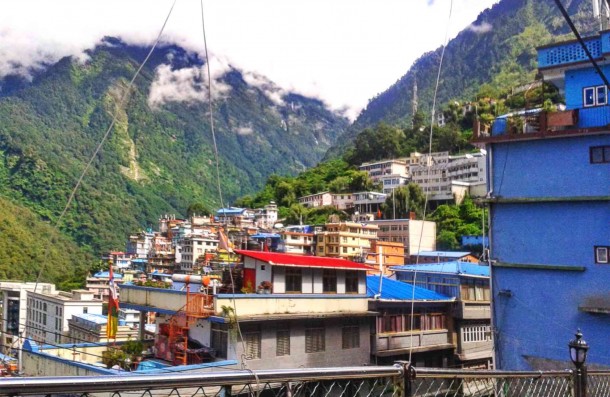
<box><xmin>1</xmin><ymin>364</ymin><xmax>609</xmax><ymax>397</ymax></box>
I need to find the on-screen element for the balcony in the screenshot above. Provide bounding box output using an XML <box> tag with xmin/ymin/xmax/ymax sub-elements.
<box><xmin>472</xmin><ymin>107</ymin><xmax>610</xmax><ymax>144</ymax></box>
<box><xmin>537</xmin><ymin>34</ymin><xmax>604</xmax><ymax>70</ymax></box>
<box><xmin>371</xmin><ymin>329</ymin><xmax>454</xmax><ymax>356</ymax></box>
<box><xmin>452</xmin><ymin>301</ymin><xmax>491</xmax><ymax>320</ymax></box>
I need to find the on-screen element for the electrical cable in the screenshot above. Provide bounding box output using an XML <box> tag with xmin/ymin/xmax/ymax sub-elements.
<box><xmin>408</xmin><ymin>0</ymin><xmax>453</xmax><ymax>365</ymax></box>
<box><xmin>33</xmin><ymin>0</ymin><xmax>178</xmax><ymax>292</ymax></box>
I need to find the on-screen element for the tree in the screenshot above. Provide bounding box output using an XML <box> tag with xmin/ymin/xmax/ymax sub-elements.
<box><xmin>381</xmin><ymin>183</ymin><xmax>426</xmax><ymax>220</ymax></box>
<box><xmin>186</xmin><ymin>202</ymin><xmax>211</xmax><ymax>217</ymax></box>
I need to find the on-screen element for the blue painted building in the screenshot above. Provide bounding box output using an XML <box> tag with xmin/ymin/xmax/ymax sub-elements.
<box><xmin>474</xmin><ymin>32</ymin><xmax>610</xmax><ymax>370</ymax></box>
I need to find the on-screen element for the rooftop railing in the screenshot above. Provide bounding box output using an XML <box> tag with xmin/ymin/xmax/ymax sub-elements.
<box><xmin>2</xmin><ymin>364</ymin><xmax>610</xmax><ymax>397</ymax></box>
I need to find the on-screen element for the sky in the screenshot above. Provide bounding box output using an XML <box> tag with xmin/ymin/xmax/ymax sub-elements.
<box><xmin>0</xmin><ymin>0</ymin><xmax>498</xmax><ymax>120</ymax></box>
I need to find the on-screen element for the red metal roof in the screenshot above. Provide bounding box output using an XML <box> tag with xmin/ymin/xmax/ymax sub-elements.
<box><xmin>235</xmin><ymin>250</ymin><xmax>375</xmax><ymax>271</ymax></box>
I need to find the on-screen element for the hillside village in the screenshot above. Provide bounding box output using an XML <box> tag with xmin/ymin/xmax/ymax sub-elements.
<box><xmin>0</xmin><ymin>1</ymin><xmax>609</xmax><ymax>395</ymax></box>
<box><xmin>0</xmin><ymin>148</ymin><xmax>493</xmax><ymax>375</ymax></box>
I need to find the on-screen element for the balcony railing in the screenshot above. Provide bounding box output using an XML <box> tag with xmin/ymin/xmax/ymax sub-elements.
<box><xmin>472</xmin><ymin>107</ymin><xmax>610</xmax><ymax>143</ymax></box>
<box><xmin>3</xmin><ymin>365</ymin><xmax>610</xmax><ymax>397</ymax></box>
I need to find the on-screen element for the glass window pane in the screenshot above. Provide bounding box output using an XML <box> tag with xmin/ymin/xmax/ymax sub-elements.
<box><xmin>598</xmin><ymin>86</ymin><xmax>607</xmax><ymax>105</ymax></box>
<box><xmin>591</xmin><ymin>147</ymin><xmax>604</xmax><ymax>163</ymax></box>
<box><xmin>584</xmin><ymin>88</ymin><xmax>595</xmax><ymax>106</ymax></box>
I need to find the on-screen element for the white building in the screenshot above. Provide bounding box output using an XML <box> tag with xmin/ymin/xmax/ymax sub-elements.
<box><xmin>254</xmin><ymin>202</ymin><xmax>278</xmax><ymax>229</ymax></box>
<box><xmin>127</xmin><ymin>231</ymin><xmax>154</xmax><ymax>259</ymax></box>
<box><xmin>379</xmin><ymin>174</ymin><xmax>410</xmax><ymax>194</ymax></box>
<box><xmin>179</xmin><ymin>233</ymin><xmax>219</xmax><ymax>273</ymax></box>
<box><xmin>0</xmin><ymin>282</ymin><xmax>55</xmax><ymax>353</ymax></box>
<box><xmin>409</xmin><ymin>150</ymin><xmax>486</xmax><ymax>202</ymax></box>
<box><xmin>278</xmin><ymin>226</ymin><xmax>315</xmax><ymax>255</ymax></box>
<box><xmin>366</xmin><ymin>219</ymin><xmax>436</xmax><ymax>256</ymax></box>
<box><xmin>298</xmin><ymin>192</ymin><xmax>333</xmax><ymax>208</ymax></box>
<box><xmin>359</xmin><ymin>159</ymin><xmax>409</xmax><ymax>183</ymax></box>
<box><xmin>353</xmin><ymin>191</ymin><xmax>387</xmax><ymax>215</ymax></box>
<box><xmin>26</xmin><ymin>289</ymin><xmax>103</xmax><ymax>345</ymax></box>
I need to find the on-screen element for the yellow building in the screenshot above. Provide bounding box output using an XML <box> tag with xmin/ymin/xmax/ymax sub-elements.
<box><xmin>316</xmin><ymin>221</ymin><xmax>378</xmax><ymax>259</ymax></box>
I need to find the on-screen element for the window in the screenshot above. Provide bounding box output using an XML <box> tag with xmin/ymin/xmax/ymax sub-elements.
<box><xmin>583</xmin><ymin>86</ymin><xmax>607</xmax><ymax>107</ymax></box>
<box><xmin>211</xmin><ymin>323</ymin><xmax>228</xmax><ymax>359</ymax></box>
<box><xmin>590</xmin><ymin>146</ymin><xmax>610</xmax><ymax>164</ymax></box>
<box><xmin>276</xmin><ymin>324</ymin><xmax>291</xmax><ymax>356</ymax></box>
<box><xmin>342</xmin><ymin>325</ymin><xmax>360</xmax><ymax>349</ymax></box>
<box><xmin>83</xmin><ymin>307</ymin><xmax>88</xmax><ymax>314</ymax></box>
<box><xmin>305</xmin><ymin>324</ymin><xmax>325</xmax><ymax>353</ymax></box>
<box><xmin>345</xmin><ymin>271</ymin><xmax>359</xmax><ymax>293</ymax></box>
<box><xmin>244</xmin><ymin>327</ymin><xmax>261</xmax><ymax>359</ymax></box>
<box><xmin>595</xmin><ymin>246</ymin><xmax>609</xmax><ymax>264</ymax></box>
<box><xmin>460</xmin><ymin>279</ymin><xmax>490</xmax><ymax>301</ymax></box>
<box><xmin>323</xmin><ymin>270</ymin><xmax>337</xmax><ymax>293</ymax></box>
<box><xmin>285</xmin><ymin>267</ymin><xmax>302</xmax><ymax>293</ymax></box>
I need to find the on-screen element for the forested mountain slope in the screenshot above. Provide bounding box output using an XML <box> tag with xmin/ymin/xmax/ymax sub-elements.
<box><xmin>326</xmin><ymin>0</ymin><xmax>595</xmax><ymax>158</ymax></box>
<box><xmin>0</xmin><ymin>38</ymin><xmax>348</xmax><ymax>281</ymax></box>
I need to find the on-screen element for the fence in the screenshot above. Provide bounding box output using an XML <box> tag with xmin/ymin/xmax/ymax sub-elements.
<box><xmin>0</xmin><ymin>364</ymin><xmax>609</xmax><ymax>397</ymax></box>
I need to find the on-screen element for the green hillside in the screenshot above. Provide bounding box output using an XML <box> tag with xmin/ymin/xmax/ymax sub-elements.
<box><xmin>0</xmin><ymin>39</ymin><xmax>348</xmax><ymax>275</ymax></box>
<box><xmin>325</xmin><ymin>0</ymin><xmax>595</xmax><ymax>158</ymax></box>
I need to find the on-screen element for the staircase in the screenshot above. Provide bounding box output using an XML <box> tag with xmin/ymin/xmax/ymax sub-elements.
<box><xmin>168</xmin><ymin>292</ymin><xmax>214</xmax><ymax>366</ymax></box>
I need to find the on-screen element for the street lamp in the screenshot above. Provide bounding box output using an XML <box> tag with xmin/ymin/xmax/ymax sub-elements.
<box><xmin>569</xmin><ymin>329</ymin><xmax>589</xmax><ymax>369</ymax></box>
<box><xmin>569</xmin><ymin>329</ymin><xmax>589</xmax><ymax>397</ymax></box>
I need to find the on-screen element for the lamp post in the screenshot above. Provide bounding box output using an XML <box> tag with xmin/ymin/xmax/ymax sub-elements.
<box><xmin>569</xmin><ymin>329</ymin><xmax>589</xmax><ymax>397</ymax></box>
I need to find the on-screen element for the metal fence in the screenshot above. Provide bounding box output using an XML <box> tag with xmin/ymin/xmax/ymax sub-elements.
<box><xmin>0</xmin><ymin>365</ymin><xmax>609</xmax><ymax>397</ymax></box>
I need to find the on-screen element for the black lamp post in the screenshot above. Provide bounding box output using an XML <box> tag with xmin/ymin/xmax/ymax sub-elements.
<box><xmin>569</xmin><ymin>329</ymin><xmax>589</xmax><ymax>397</ymax></box>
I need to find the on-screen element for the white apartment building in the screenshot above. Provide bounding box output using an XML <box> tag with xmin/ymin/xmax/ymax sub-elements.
<box><xmin>26</xmin><ymin>289</ymin><xmax>103</xmax><ymax>345</ymax></box>
<box><xmin>316</xmin><ymin>221</ymin><xmax>379</xmax><ymax>259</ymax></box>
<box><xmin>409</xmin><ymin>150</ymin><xmax>486</xmax><ymax>202</ymax></box>
<box><xmin>359</xmin><ymin>159</ymin><xmax>409</xmax><ymax>183</ymax></box>
<box><xmin>254</xmin><ymin>202</ymin><xmax>278</xmax><ymax>229</ymax></box>
<box><xmin>379</xmin><ymin>174</ymin><xmax>410</xmax><ymax>194</ymax></box>
<box><xmin>353</xmin><ymin>191</ymin><xmax>387</xmax><ymax>215</ymax></box>
<box><xmin>298</xmin><ymin>192</ymin><xmax>333</xmax><ymax>208</ymax></box>
<box><xmin>0</xmin><ymin>282</ymin><xmax>55</xmax><ymax>353</ymax></box>
<box><xmin>366</xmin><ymin>219</ymin><xmax>436</xmax><ymax>256</ymax></box>
<box><xmin>278</xmin><ymin>226</ymin><xmax>315</xmax><ymax>255</ymax></box>
<box><xmin>127</xmin><ymin>230</ymin><xmax>154</xmax><ymax>259</ymax></box>
<box><xmin>179</xmin><ymin>233</ymin><xmax>219</xmax><ymax>273</ymax></box>
<box><xmin>330</xmin><ymin>193</ymin><xmax>354</xmax><ymax>210</ymax></box>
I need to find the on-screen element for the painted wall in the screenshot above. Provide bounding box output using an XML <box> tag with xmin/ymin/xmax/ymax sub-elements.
<box><xmin>491</xmin><ymin>135</ymin><xmax>610</xmax><ymax>199</ymax></box>
<box><xmin>231</xmin><ymin>317</ymin><xmax>371</xmax><ymax>370</ymax></box>
<box><xmin>214</xmin><ymin>296</ymin><xmax>370</xmax><ymax>316</ymax></box>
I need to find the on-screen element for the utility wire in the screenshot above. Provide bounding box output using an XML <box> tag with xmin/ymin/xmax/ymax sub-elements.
<box><xmin>409</xmin><ymin>0</ymin><xmax>453</xmax><ymax>364</ymax></box>
<box><xmin>33</xmin><ymin>0</ymin><xmax>178</xmax><ymax>291</ymax></box>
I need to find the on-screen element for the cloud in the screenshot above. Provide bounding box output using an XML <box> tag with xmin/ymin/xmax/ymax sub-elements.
<box><xmin>467</xmin><ymin>21</ymin><xmax>492</xmax><ymax>34</ymax></box>
<box><xmin>242</xmin><ymin>71</ymin><xmax>287</xmax><ymax>106</ymax></box>
<box><xmin>148</xmin><ymin>61</ymin><xmax>232</xmax><ymax>108</ymax></box>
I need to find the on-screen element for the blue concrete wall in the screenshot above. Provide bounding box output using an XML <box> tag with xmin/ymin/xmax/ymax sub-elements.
<box><xmin>564</xmin><ymin>66</ymin><xmax>610</xmax><ymax>110</ymax></box>
<box><xmin>491</xmin><ymin>201</ymin><xmax>610</xmax><ymax>369</ymax></box>
<box><xmin>491</xmin><ymin>135</ymin><xmax>610</xmax><ymax>199</ymax></box>
<box><xmin>491</xmin><ymin>202</ymin><xmax>610</xmax><ymax>267</ymax></box>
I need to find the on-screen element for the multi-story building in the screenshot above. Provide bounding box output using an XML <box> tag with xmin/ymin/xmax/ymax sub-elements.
<box><xmin>359</xmin><ymin>159</ymin><xmax>409</xmax><ymax>183</ymax></box>
<box><xmin>120</xmin><ymin>250</ymin><xmax>375</xmax><ymax>370</ymax></box>
<box><xmin>353</xmin><ymin>191</ymin><xmax>387</xmax><ymax>215</ymax></box>
<box><xmin>179</xmin><ymin>233</ymin><xmax>219</xmax><ymax>273</ymax></box>
<box><xmin>86</xmin><ymin>271</ymin><xmax>124</xmax><ymax>302</ymax></box>
<box><xmin>366</xmin><ymin>275</ymin><xmax>457</xmax><ymax>366</ymax></box>
<box><xmin>0</xmin><ymin>282</ymin><xmax>55</xmax><ymax>353</ymax></box>
<box><xmin>277</xmin><ymin>225</ymin><xmax>315</xmax><ymax>255</ymax></box>
<box><xmin>366</xmin><ymin>240</ymin><xmax>406</xmax><ymax>270</ymax></box>
<box><xmin>393</xmin><ymin>262</ymin><xmax>493</xmax><ymax>368</ymax></box>
<box><xmin>409</xmin><ymin>151</ymin><xmax>486</xmax><ymax>202</ymax></box>
<box><xmin>379</xmin><ymin>174</ymin><xmax>409</xmax><ymax>194</ymax></box>
<box><xmin>330</xmin><ymin>193</ymin><xmax>355</xmax><ymax>210</ymax></box>
<box><xmin>472</xmin><ymin>31</ymin><xmax>610</xmax><ymax>370</ymax></box>
<box><xmin>67</xmin><ymin>313</ymin><xmax>134</xmax><ymax>343</ymax></box>
<box><xmin>316</xmin><ymin>221</ymin><xmax>379</xmax><ymax>259</ymax></box>
<box><xmin>215</xmin><ymin>208</ymin><xmax>255</xmax><ymax>228</ymax></box>
<box><xmin>26</xmin><ymin>289</ymin><xmax>103</xmax><ymax>345</ymax></box>
<box><xmin>298</xmin><ymin>192</ymin><xmax>333</xmax><ymax>208</ymax></box>
<box><xmin>254</xmin><ymin>202</ymin><xmax>278</xmax><ymax>229</ymax></box>
<box><xmin>367</xmin><ymin>219</ymin><xmax>436</xmax><ymax>257</ymax></box>
<box><xmin>127</xmin><ymin>230</ymin><xmax>154</xmax><ymax>259</ymax></box>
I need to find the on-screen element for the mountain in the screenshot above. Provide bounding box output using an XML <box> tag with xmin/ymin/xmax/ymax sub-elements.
<box><xmin>0</xmin><ymin>38</ymin><xmax>348</xmax><ymax>282</ymax></box>
<box><xmin>325</xmin><ymin>0</ymin><xmax>595</xmax><ymax>158</ymax></box>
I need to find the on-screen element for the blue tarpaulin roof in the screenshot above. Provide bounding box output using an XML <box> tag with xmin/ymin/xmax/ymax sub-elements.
<box><xmin>251</xmin><ymin>233</ymin><xmax>281</xmax><ymax>239</ymax></box>
<box><xmin>393</xmin><ymin>261</ymin><xmax>490</xmax><ymax>277</ymax></box>
<box><xmin>216</xmin><ymin>208</ymin><xmax>245</xmax><ymax>215</ymax></box>
<box><xmin>366</xmin><ymin>275</ymin><xmax>453</xmax><ymax>301</ymax></box>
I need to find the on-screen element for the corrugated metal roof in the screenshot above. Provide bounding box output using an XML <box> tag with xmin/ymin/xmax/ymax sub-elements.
<box><xmin>393</xmin><ymin>261</ymin><xmax>490</xmax><ymax>277</ymax></box>
<box><xmin>93</xmin><ymin>271</ymin><xmax>124</xmax><ymax>279</ymax></box>
<box><xmin>413</xmin><ymin>250</ymin><xmax>472</xmax><ymax>258</ymax></box>
<box><xmin>366</xmin><ymin>275</ymin><xmax>453</xmax><ymax>301</ymax></box>
<box><xmin>236</xmin><ymin>250</ymin><xmax>375</xmax><ymax>271</ymax></box>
